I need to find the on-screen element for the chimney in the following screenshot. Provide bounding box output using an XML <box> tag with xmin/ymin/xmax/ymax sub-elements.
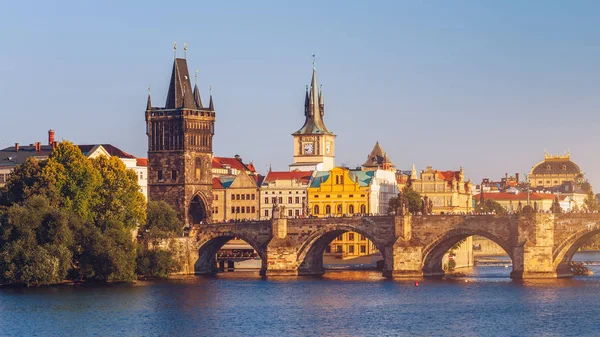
<box><xmin>515</xmin><ymin>173</ymin><xmax>519</xmax><ymax>184</ymax></box>
<box><xmin>48</xmin><ymin>129</ymin><xmax>55</xmax><ymax>145</ymax></box>
<box><xmin>35</xmin><ymin>142</ymin><xmax>41</xmax><ymax>152</ymax></box>
<box><xmin>15</xmin><ymin>143</ymin><xmax>19</xmax><ymax>152</ymax></box>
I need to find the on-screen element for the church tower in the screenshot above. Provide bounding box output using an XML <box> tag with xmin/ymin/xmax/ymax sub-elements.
<box><xmin>289</xmin><ymin>62</ymin><xmax>336</xmax><ymax>171</ymax></box>
<box><xmin>146</xmin><ymin>57</ymin><xmax>215</xmax><ymax>226</ymax></box>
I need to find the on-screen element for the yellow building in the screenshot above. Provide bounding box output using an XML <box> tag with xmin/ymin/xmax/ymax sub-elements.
<box><xmin>529</xmin><ymin>152</ymin><xmax>583</xmax><ymax>188</ymax></box>
<box><xmin>211</xmin><ymin>156</ymin><xmax>260</xmax><ymax>223</ymax></box>
<box><xmin>411</xmin><ymin>166</ymin><xmax>473</xmax><ymax>214</ymax></box>
<box><xmin>308</xmin><ymin>167</ymin><xmax>370</xmax><ymax>217</ymax></box>
<box><xmin>308</xmin><ymin>167</ymin><xmax>377</xmax><ymax>258</ymax></box>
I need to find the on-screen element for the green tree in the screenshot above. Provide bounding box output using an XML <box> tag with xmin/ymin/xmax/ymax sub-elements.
<box><xmin>387</xmin><ymin>196</ymin><xmax>400</xmax><ymax>215</ymax></box>
<box><xmin>583</xmin><ymin>188</ymin><xmax>599</xmax><ymax>211</ymax></box>
<box><xmin>0</xmin><ymin>157</ymin><xmax>47</xmax><ymax>206</ymax></box>
<box><xmin>141</xmin><ymin>201</ymin><xmax>182</xmax><ymax>246</ymax></box>
<box><xmin>0</xmin><ymin>196</ymin><xmax>73</xmax><ymax>286</ymax></box>
<box><xmin>402</xmin><ymin>185</ymin><xmax>423</xmax><ymax>214</ymax></box>
<box><xmin>474</xmin><ymin>199</ymin><xmax>506</xmax><ymax>214</ymax></box>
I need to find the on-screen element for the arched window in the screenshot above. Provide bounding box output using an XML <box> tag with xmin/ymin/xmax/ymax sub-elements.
<box><xmin>360</xmin><ymin>204</ymin><xmax>366</xmax><ymax>214</ymax></box>
<box><xmin>349</xmin><ymin>205</ymin><xmax>355</xmax><ymax>214</ymax></box>
<box><xmin>337</xmin><ymin>204</ymin><xmax>343</xmax><ymax>214</ymax></box>
<box><xmin>336</xmin><ymin>176</ymin><xmax>339</xmax><ymax>184</ymax></box>
<box><xmin>325</xmin><ymin>205</ymin><xmax>331</xmax><ymax>214</ymax></box>
<box><xmin>314</xmin><ymin>205</ymin><xmax>319</xmax><ymax>215</ymax></box>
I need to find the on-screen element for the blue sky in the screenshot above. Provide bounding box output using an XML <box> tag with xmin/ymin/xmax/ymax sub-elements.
<box><xmin>1</xmin><ymin>1</ymin><xmax>599</xmax><ymax>186</ymax></box>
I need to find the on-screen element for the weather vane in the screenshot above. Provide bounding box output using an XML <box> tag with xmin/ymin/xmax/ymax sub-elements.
<box><xmin>184</xmin><ymin>43</ymin><xmax>187</xmax><ymax>59</ymax></box>
<box><xmin>174</xmin><ymin>42</ymin><xmax>177</xmax><ymax>58</ymax></box>
<box><xmin>312</xmin><ymin>54</ymin><xmax>316</xmax><ymax>68</ymax></box>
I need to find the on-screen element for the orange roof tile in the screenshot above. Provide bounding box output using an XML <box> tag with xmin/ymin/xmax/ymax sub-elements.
<box><xmin>212</xmin><ymin>177</ymin><xmax>223</xmax><ymax>189</ymax></box>
<box><xmin>212</xmin><ymin>157</ymin><xmax>256</xmax><ymax>172</ymax></box>
<box><xmin>475</xmin><ymin>192</ymin><xmax>562</xmax><ymax>201</ymax></box>
<box><xmin>136</xmin><ymin>158</ymin><xmax>148</xmax><ymax>167</ymax></box>
<box><xmin>263</xmin><ymin>171</ymin><xmax>313</xmax><ymax>184</ymax></box>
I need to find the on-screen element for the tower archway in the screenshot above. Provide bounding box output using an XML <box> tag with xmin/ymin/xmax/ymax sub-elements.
<box><xmin>189</xmin><ymin>194</ymin><xmax>208</xmax><ymax>225</ymax></box>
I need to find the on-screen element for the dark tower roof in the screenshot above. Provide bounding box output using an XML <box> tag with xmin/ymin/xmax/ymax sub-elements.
<box><xmin>293</xmin><ymin>66</ymin><xmax>333</xmax><ymax>135</ymax></box>
<box><xmin>146</xmin><ymin>94</ymin><xmax>152</xmax><ymax>111</ymax></box>
<box><xmin>193</xmin><ymin>84</ymin><xmax>203</xmax><ymax>109</ymax></box>
<box><xmin>362</xmin><ymin>141</ymin><xmax>395</xmax><ymax>168</ymax></box>
<box><xmin>209</xmin><ymin>94</ymin><xmax>214</xmax><ymax>111</ymax></box>
<box><xmin>165</xmin><ymin>58</ymin><xmax>195</xmax><ymax>109</ymax></box>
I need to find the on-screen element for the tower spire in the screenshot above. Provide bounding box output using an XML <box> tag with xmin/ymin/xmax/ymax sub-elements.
<box><xmin>193</xmin><ymin>70</ymin><xmax>203</xmax><ymax>108</ymax></box>
<box><xmin>146</xmin><ymin>85</ymin><xmax>152</xmax><ymax>110</ymax></box>
<box><xmin>208</xmin><ymin>85</ymin><xmax>214</xmax><ymax>111</ymax></box>
<box><xmin>304</xmin><ymin>85</ymin><xmax>309</xmax><ymax>117</ymax></box>
<box><xmin>292</xmin><ymin>56</ymin><xmax>332</xmax><ymax>135</ymax></box>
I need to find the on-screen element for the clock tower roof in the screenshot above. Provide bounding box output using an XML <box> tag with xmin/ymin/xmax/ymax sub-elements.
<box><xmin>293</xmin><ymin>65</ymin><xmax>334</xmax><ymax>136</ymax></box>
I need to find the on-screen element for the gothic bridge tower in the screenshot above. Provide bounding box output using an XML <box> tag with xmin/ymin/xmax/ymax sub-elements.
<box><xmin>146</xmin><ymin>57</ymin><xmax>215</xmax><ymax>226</ymax></box>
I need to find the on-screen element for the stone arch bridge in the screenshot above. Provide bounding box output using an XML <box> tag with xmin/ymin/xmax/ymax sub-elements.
<box><xmin>174</xmin><ymin>213</ymin><xmax>600</xmax><ymax>279</ymax></box>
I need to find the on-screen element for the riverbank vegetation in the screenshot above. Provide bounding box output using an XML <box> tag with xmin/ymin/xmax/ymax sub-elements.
<box><xmin>0</xmin><ymin>142</ymin><xmax>180</xmax><ymax>286</ymax></box>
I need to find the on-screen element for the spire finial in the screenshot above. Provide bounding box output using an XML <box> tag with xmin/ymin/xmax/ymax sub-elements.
<box><xmin>147</xmin><ymin>84</ymin><xmax>151</xmax><ymax>95</ymax></box>
<box><xmin>195</xmin><ymin>70</ymin><xmax>198</xmax><ymax>85</ymax></box>
<box><xmin>209</xmin><ymin>84</ymin><xmax>212</xmax><ymax>95</ymax></box>
<box><xmin>312</xmin><ymin>54</ymin><xmax>316</xmax><ymax>69</ymax></box>
<box><xmin>184</xmin><ymin>43</ymin><xmax>187</xmax><ymax>59</ymax></box>
<box><xmin>174</xmin><ymin>42</ymin><xmax>177</xmax><ymax>58</ymax></box>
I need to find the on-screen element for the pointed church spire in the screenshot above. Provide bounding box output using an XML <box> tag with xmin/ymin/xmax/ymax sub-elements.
<box><xmin>304</xmin><ymin>85</ymin><xmax>309</xmax><ymax>117</ymax></box>
<box><xmin>165</xmin><ymin>58</ymin><xmax>195</xmax><ymax>109</ymax></box>
<box><xmin>193</xmin><ymin>84</ymin><xmax>203</xmax><ymax>109</ymax></box>
<box><xmin>208</xmin><ymin>85</ymin><xmax>214</xmax><ymax>111</ymax></box>
<box><xmin>146</xmin><ymin>85</ymin><xmax>152</xmax><ymax>110</ymax></box>
<box><xmin>293</xmin><ymin>57</ymin><xmax>332</xmax><ymax>135</ymax></box>
<box><xmin>319</xmin><ymin>85</ymin><xmax>324</xmax><ymax>116</ymax></box>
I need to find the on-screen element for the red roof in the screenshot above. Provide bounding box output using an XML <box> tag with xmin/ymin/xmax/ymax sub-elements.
<box><xmin>475</xmin><ymin>192</ymin><xmax>564</xmax><ymax>201</ymax></box>
<box><xmin>212</xmin><ymin>177</ymin><xmax>223</xmax><ymax>189</ymax></box>
<box><xmin>136</xmin><ymin>158</ymin><xmax>148</xmax><ymax>167</ymax></box>
<box><xmin>264</xmin><ymin>171</ymin><xmax>313</xmax><ymax>184</ymax></box>
<box><xmin>438</xmin><ymin>171</ymin><xmax>459</xmax><ymax>181</ymax></box>
<box><xmin>212</xmin><ymin>157</ymin><xmax>256</xmax><ymax>172</ymax></box>
<box><xmin>78</xmin><ymin>144</ymin><xmax>136</xmax><ymax>159</ymax></box>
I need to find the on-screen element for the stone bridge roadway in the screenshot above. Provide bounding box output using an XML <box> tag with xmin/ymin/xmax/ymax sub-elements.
<box><xmin>175</xmin><ymin>213</ymin><xmax>600</xmax><ymax>279</ymax></box>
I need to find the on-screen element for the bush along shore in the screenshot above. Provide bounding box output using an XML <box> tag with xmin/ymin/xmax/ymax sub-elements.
<box><xmin>0</xmin><ymin>142</ymin><xmax>181</xmax><ymax>287</ymax></box>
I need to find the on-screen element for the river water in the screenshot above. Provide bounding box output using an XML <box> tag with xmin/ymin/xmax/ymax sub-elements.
<box><xmin>2</xmin><ymin>253</ymin><xmax>600</xmax><ymax>336</ymax></box>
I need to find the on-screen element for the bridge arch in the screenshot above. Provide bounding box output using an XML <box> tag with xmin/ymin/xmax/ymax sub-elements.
<box><xmin>195</xmin><ymin>232</ymin><xmax>267</xmax><ymax>275</ymax></box>
<box><xmin>296</xmin><ymin>223</ymin><xmax>387</xmax><ymax>275</ymax></box>
<box><xmin>553</xmin><ymin>222</ymin><xmax>600</xmax><ymax>276</ymax></box>
<box><xmin>422</xmin><ymin>228</ymin><xmax>513</xmax><ymax>277</ymax></box>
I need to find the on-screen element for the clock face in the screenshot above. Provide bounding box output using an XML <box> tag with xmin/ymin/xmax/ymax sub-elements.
<box><xmin>325</xmin><ymin>142</ymin><xmax>331</xmax><ymax>154</ymax></box>
<box><xmin>303</xmin><ymin>143</ymin><xmax>314</xmax><ymax>154</ymax></box>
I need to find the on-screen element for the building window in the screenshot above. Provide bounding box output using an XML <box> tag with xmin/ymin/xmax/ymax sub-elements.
<box><xmin>241</xmin><ymin>194</ymin><xmax>246</xmax><ymax>200</ymax></box>
<box><xmin>326</xmin><ymin>195</ymin><xmax>330</xmax><ymax>198</ymax></box>
<box><xmin>538</xmin><ymin>181</ymin><xmax>543</xmax><ymax>184</ymax></box>
<box><xmin>236</xmin><ymin>194</ymin><xmax>241</xmax><ymax>200</ymax></box>
<box><xmin>295</xmin><ymin>197</ymin><xmax>300</xmax><ymax>204</ymax></box>
<box><xmin>314</xmin><ymin>195</ymin><xmax>319</xmax><ymax>198</ymax></box>
<box><xmin>348</xmin><ymin>245</ymin><xmax>355</xmax><ymax>254</ymax></box>
<box><xmin>295</xmin><ymin>209</ymin><xmax>300</xmax><ymax>216</ymax></box>
<box><xmin>278</xmin><ymin>197</ymin><xmax>283</xmax><ymax>204</ymax></box>
<box><xmin>360</xmin><ymin>204</ymin><xmax>366</xmax><ymax>214</ymax></box>
<box><xmin>214</xmin><ymin>194</ymin><xmax>219</xmax><ymax>201</ymax></box>
<box><xmin>288</xmin><ymin>210</ymin><xmax>293</xmax><ymax>217</ymax></box>
<box><xmin>241</xmin><ymin>207</ymin><xmax>245</xmax><ymax>213</ymax></box>
<box><xmin>264</xmin><ymin>210</ymin><xmax>269</xmax><ymax>217</ymax></box>
<box><xmin>360</xmin><ymin>234</ymin><xmax>366</xmax><ymax>241</ymax></box>
<box><xmin>272</xmin><ymin>197</ymin><xmax>277</xmax><ymax>204</ymax></box>
<box><xmin>265</xmin><ymin>197</ymin><xmax>269</xmax><ymax>204</ymax></box>
<box><xmin>231</xmin><ymin>207</ymin><xmax>235</xmax><ymax>214</ymax></box>
<box><xmin>246</xmin><ymin>194</ymin><xmax>250</xmax><ymax>200</ymax></box>
<box><xmin>236</xmin><ymin>206</ymin><xmax>240</xmax><ymax>213</ymax></box>
<box><xmin>288</xmin><ymin>197</ymin><xmax>293</xmax><ymax>204</ymax></box>
<box><xmin>554</xmin><ymin>180</ymin><xmax>558</xmax><ymax>184</ymax></box>
<box><xmin>157</xmin><ymin>171</ymin><xmax>163</xmax><ymax>181</ymax></box>
<box><xmin>326</xmin><ymin>205</ymin><xmax>331</xmax><ymax>214</ymax></box>
<box><xmin>349</xmin><ymin>194</ymin><xmax>353</xmax><ymax>198</ymax></box>
<box><xmin>336</xmin><ymin>176</ymin><xmax>339</xmax><ymax>184</ymax></box>
<box><xmin>336</xmin><ymin>245</ymin><xmax>342</xmax><ymax>253</ymax></box>
<box><xmin>337</xmin><ymin>204</ymin><xmax>343</xmax><ymax>214</ymax></box>
<box><xmin>251</xmin><ymin>194</ymin><xmax>255</xmax><ymax>200</ymax></box>
<box><xmin>337</xmin><ymin>235</ymin><xmax>343</xmax><ymax>241</ymax></box>
<box><xmin>246</xmin><ymin>206</ymin><xmax>250</xmax><ymax>213</ymax></box>
<box><xmin>348</xmin><ymin>233</ymin><xmax>355</xmax><ymax>241</ymax></box>
<box><xmin>214</xmin><ymin>207</ymin><xmax>218</xmax><ymax>214</ymax></box>
<box><xmin>314</xmin><ymin>205</ymin><xmax>319</xmax><ymax>214</ymax></box>
<box><xmin>171</xmin><ymin>170</ymin><xmax>177</xmax><ymax>180</ymax></box>
<box><xmin>360</xmin><ymin>245</ymin><xmax>366</xmax><ymax>254</ymax></box>
<box><xmin>547</xmin><ymin>165</ymin><xmax>551</xmax><ymax>170</ymax></box>
<box><xmin>251</xmin><ymin>206</ymin><xmax>255</xmax><ymax>213</ymax></box>
<box><xmin>349</xmin><ymin>205</ymin><xmax>355</xmax><ymax>214</ymax></box>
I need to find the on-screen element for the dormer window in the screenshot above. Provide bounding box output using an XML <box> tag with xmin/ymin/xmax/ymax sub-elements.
<box><xmin>546</xmin><ymin>165</ymin><xmax>551</xmax><ymax>170</ymax></box>
<box><xmin>562</xmin><ymin>165</ymin><xmax>567</xmax><ymax>171</ymax></box>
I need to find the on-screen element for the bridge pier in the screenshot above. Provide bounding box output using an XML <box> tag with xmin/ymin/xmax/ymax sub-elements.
<box><xmin>383</xmin><ymin>239</ymin><xmax>424</xmax><ymax>279</ymax></box>
<box><xmin>265</xmin><ymin>215</ymin><xmax>300</xmax><ymax>276</ymax></box>
<box><xmin>510</xmin><ymin>214</ymin><xmax>557</xmax><ymax>279</ymax></box>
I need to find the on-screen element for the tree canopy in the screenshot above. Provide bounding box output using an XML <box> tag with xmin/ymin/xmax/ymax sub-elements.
<box><xmin>0</xmin><ymin>141</ymin><xmax>147</xmax><ymax>285</ymax></box>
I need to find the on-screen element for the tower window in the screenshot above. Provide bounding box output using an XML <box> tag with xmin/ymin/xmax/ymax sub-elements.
<box><xmin>171</xmin><ymin>170</ymin><xmax>177</xmax><ymax>180</ymax></box>
<box><xmin>158</xmin><ymin>171</ymin><xmax>163</xmax><ymax>181</ymax></box>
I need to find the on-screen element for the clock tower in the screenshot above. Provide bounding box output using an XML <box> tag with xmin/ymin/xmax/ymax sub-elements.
<box><xmin>289</xmin><ymin>63</ymin><xmax>335</xmax><ymax>171</ymax></box>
